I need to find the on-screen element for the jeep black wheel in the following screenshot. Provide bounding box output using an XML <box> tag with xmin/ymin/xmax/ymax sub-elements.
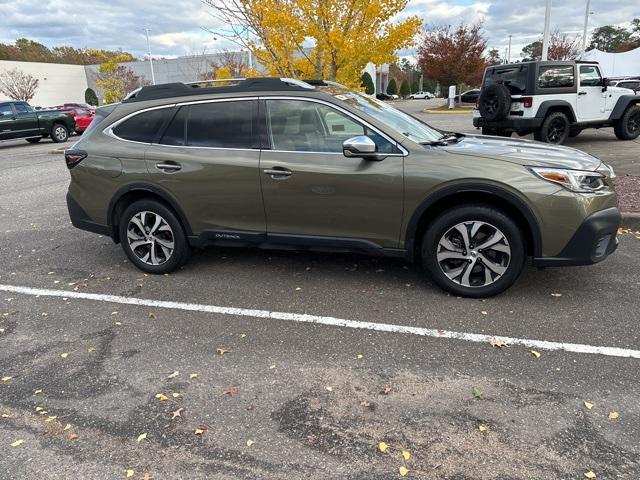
<box><xmin>478</xmin><ymin>84</ymin><xmax>511</xmax><ymax>121</ymax></box>
<box><xmin>534</xmin><ymin>112</ymin><xmax>570</xmax><ymax>144</ymax></box>
<box><xmin>614</xmin><ymin>104</ymin><xmax>640</xmax><ymax>140</ymax></box>
<box><xmin>119</xmin><ymin>199</ymin><xmax>190</xmax><ymax>274</ymax></box>
<box><xmin>422</xmin><ymin>205</ymin><xmax>526</xmax><ymax>298</ymax></box>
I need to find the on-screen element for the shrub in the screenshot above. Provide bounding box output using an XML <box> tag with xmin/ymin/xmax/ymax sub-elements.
<box><xmin>85</xmin><ymin>88</ymin><xmax>99</xmax><ymax>106</ymax></box>
<box><xmin>386</xmin><ymin>78</ymin><xmax>397</xmax><ymax>95</ymax></box>
<box><xmin>360</xmin><ymin>72</ymin><xmax>375</xmax><ymax>94</ymax></box>
<box><xmin>399</xmin><ymin>79</ymin><xmax>410</xmax><ymax>97</ymax></box>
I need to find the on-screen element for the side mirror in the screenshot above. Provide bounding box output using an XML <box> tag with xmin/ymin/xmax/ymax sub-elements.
<box><xmin>602</xmin><ymin>78</ymin><xmax>610</xmax><ymax>92</ymax></box>
<box><xmin>343</xmin><ymin>136</ymin><xmax>379</xmax><ymax>159</ymax></box>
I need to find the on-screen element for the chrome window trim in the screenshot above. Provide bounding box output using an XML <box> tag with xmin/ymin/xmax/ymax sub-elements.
<box><xmin>103</xmin><ymin>95</ymin><xmax>409</xmax><ymax>156</ymax></box>
<box><xmin>260</xmin><ymin>96</ymin><xmax>408</xmax><ymax>156</ymax></box>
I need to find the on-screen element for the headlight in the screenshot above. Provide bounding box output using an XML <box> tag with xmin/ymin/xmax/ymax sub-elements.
<box><xmin>528</xmin><ymin>167</ymin><xmax>606</xmax><ymax>193</ymax></box>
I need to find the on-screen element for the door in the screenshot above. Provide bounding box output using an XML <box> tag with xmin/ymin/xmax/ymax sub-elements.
<box><xmin>577</xmin><ymin>65</ymin><xmax>606</xmax><ymax>121</ymax></box>
<box><xmin>0</xmin><ymin>104</ymin><xmax>13</xmax><ymax>140</ymax></box>
<box><xmin>259</xmin><ymin>98</ymin><xmax>404</xmax><ymax>249</ymax></box>
<box><xmin>12</xmin><ymin>102</ymin><xmax>39</xmax><ymax>137</ymax></box>
<box><xmin>143</xmin><ymin>99</ymin><xmax>265</xmax><ymax>238</ymax></box>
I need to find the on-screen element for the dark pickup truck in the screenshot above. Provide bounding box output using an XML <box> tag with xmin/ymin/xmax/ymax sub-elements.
<box><xmin>0</xmin><ymin>101</ymin><xmax>76</xmax><ymax>143</ymax></box>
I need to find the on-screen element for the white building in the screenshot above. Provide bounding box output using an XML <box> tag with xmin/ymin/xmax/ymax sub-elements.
<box><xmin>362</xmin><ymin>62</ymin><xmax>390</xmax><ymax>95</ymax></box>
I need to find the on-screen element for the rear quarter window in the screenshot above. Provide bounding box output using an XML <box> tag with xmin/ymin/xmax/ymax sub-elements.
<box><xmin>538</xmin><ymin>65</ymin><xmax>575</xmax><ymax>88</ymax></box>
<box><xmin>112</xmin><ymin>108</ymin><xmax>173</xmax><ymax>143</ymax></box>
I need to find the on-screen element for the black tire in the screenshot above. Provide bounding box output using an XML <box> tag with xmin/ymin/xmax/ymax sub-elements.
<box><xmin>534</xmin><ymin>112</ymin><xmax>570</xmax><ymax>144</ymax></box>
<box><xmin>613</xmin><ymin>104</ymin><xmax>640</xmax><ymax>140</ymax></box>
<box><xmin>50</xmin><ymin>123</ymin><xmax>69</xmax><ymax>143</ymax></box>
<box><xmin>421</xmin><ymin>205</ymin><xmax>526</xmax><ymax>298</ymax></box>
<box><xmin>26</xmin><ymin>137</ymin><xmax>42</xmax><ymax>143</ymax></box>
<box><xmin>478</xmin><ymin>84</ymin><xmax>511</xmax><ymax>121</ymax></box>
<box><xmin>119</xmin><ymin>199</ymin><xmax>190</xmax><ymax>274</ymax></box>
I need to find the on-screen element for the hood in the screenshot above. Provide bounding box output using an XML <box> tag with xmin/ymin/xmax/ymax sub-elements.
<box><xmin>443</xmin><ymin>135</ymin><xmax>602</xmax><ymax>171</ymax></box>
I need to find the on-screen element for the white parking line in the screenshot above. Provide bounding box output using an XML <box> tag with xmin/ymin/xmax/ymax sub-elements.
<box><xmin>2</xmin><ymin>283</ymin><xmax>639</xmax><ymax>359</ymax></box>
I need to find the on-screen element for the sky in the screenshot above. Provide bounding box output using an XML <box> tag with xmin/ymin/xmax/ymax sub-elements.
<box><xmin>0</xmin><ymin>0</ymin><xmax>638</xmax><ymax>63</ymax></box>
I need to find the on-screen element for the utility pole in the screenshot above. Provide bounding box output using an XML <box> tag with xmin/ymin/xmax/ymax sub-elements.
<box><xmin>145</xmin><ymin>28</ymin><xmax>156</xmax><ymax>85</ymax></box>
<box><xmin>542</xmin><ymin>0</ymin><xmax>552</xmax><ymax>61</ymax></box>
<box><xmin>504</xmin><ymin>47</ymin><xmax>508</xmax><ymax>64</ymax></box>
<box><xmin>582</xmin><ymin>0</ymin><xmax>591</xmax><ymax>52</ymax></box>
<box><xmin>507</xmin><ymin>35</ymin><xmax>512</xmax><ymax>63</ymax></box>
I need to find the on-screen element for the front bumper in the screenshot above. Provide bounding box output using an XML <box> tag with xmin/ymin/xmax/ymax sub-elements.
<box><xmin>533</xmin><ymin>207</ymin><xmax>621</xmax><ymax>267</ymax></box>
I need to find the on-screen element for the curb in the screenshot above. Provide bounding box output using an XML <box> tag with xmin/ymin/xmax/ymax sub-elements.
<box><xmin>49</xmin><ymin>147</ymin><xmax>66</xmax><ymax>155</ymax></box>
<box><xmin>621</xmin><ymin>212</ymin><xmax>640</xmax><ymax>230</ymax></box>
<box><xmin>423</xmin><ymin>109</ymin><xmax>473</xmax><ymax>114</ymax></box>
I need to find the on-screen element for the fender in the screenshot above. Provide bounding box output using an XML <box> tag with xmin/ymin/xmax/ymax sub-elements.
<box><xmin>608</xmin><ymin>95</ymin><xmax>640</xmax><ymax>121</ymax></box>
<box><xmin>535</xmin><ymin>100</ymin><xmax>576</xmax><ymax>122</ymax></box>
<box><xmin>404</xmin><ymin>183</ymin><xmax>543</xmax><ymax>259</ymax></box>
<box><xmin>107</xmin><ymin>182</ymin><xmax>194</xmax><ymax>239</ymax></box>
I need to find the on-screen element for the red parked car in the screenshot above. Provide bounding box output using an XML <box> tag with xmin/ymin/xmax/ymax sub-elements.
<box><xmin>52</xmin><ymin>106</ymin><xmax>95</xmax><ymax>134</ymax></box>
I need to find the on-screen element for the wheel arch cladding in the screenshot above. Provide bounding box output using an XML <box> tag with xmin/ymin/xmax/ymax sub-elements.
<box><xmin>108</xmin><ymin>184</ymin><xmax>193</xmax><ymax>243</ymax></box>
<box><xmin>536</xmin><ymin>100</ymin><xmax>576</xmax><ymax>123</ymax></box>
<box><xmin>609</xmin><ymin>95</ymin><xmax>640</xmax><ymax>120</ymax></box>
<box><xmin>405</xmin><ymin>185</ymin><xmax>541</xmax><ymax>262</ymax></box>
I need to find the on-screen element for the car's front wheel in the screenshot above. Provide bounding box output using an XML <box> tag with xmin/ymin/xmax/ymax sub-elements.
<box><xmin>119</xmin><ymin>200</ymin><xmax>190</xmax><ymax>274</ymax></box>
<box><xmin>422</xmin><ymin>205</ymin><xmax>526</xmax><ymax>297</ymax></box>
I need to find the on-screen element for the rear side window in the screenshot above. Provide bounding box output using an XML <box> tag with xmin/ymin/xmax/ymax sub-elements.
<box><xmin>185</xmin><ymin>101</ymin><xmax>254</xmax><ymax>148</ymax></box>
<box><xmin>14</xmin><ymin>103</ymin><xmax>32</xmax><ymax>113</ymax></box>
<box><xmin>0</xmin><ymin>104</ymin><xmax>13</xmax><ymax>116</ymax></box>
<box><xmin>483</xmin><ymin>66</ymin><xmax>528</xmax><ymax>94</ymax></box>
<box><xmin>538</xmin><ymin>65</ymin><xmax>574</xmax><ymax>88</ymax></box>
<box><xmin>112</xmin><ymin>108</ymin><xmax>172</xmax><ymax>143</ymax></box>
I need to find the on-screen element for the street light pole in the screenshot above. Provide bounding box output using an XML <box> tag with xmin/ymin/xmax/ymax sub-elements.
<box><xmin>145</xmin><ymin>28</ymin><xmax>156</xmax><ymax>85</ymax></box>
<box><xmin>542</xmin><ymin>0</ymin><xmax>552</xmax><ymax>61</ymax></box>
<box><xmin>507</xmin><ymin>35</ymin><xmax>512</xmax><ymax>63</ymax></box>
<box><xmin>582</xmin><ymin>0</ymin><xmax>591</xmax><ymax>52</ymax></box>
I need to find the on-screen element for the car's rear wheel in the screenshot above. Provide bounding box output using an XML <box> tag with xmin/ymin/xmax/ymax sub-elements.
<box><xmin>614</xmin><ymin>104</ymin><xmax>640</xmax><ymax>140</ymax></box>
<box><xmin>422</xmin><ymin>205</ymin><xmax>526</xmax><ymax>298</ymax></box>
<box><xmin>50</xmin><ymin>123</ymin><xmax>69</xmax><ymax>143</ymax></box>
<box><xmin>119</xmin><ymin>200</ymin><xmax>190</xmax><ymax>274</ymax></box>
<box><xmin>534</xmin><ymin>112</ymin><xmax>569</xmax><ymax>144</ymax></box>
<box><xmin>26</xmin><ymin>137</ymin><xmax>42</xmax><ymax>143</ymax></box>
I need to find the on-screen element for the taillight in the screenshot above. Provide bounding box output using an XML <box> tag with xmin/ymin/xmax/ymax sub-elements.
<box><xmin>522</xmin><ymin>97</ymin><xmax>533</xmax><ymax>108</ymax></box>
<box><xmin>65</xmin><ymin>149</ymin><xmax>87</xmax><ymax>169</ymax></box>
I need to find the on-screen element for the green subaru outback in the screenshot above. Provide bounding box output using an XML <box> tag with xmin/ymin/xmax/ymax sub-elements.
<box><xmin>64</xmin><ymin>78</ymin><xmax>620</xmax><ymax>297</ymax></box>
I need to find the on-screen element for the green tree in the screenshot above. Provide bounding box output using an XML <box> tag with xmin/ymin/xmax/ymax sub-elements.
<box><xmin>360</xmin><ymin>72</ymin><xmax>375</xmax><ymax>94</ymax></box>
<box><xmin>399</xmin><ymin>79</ymin><xmax>410</xmax><ymax>97</ymax></box>
<box><xmin>590</xmin><ymin>25</ymin><xmax>633</xmax><ymax>52</ymax></box>
<box><xmin>486</xmin><ymin>48</ymin><xmax>502</xmax><ymax>66</ymax></box>
<box><xmin>96</xmin><ymin>55</ymin><xmax>147</xmax><ymax>104</ymax></box>
<box><xmin>386</xmin><ymin>78</ymin><xmax>397</xmax><ymax>95</ymax></box>
<box><xmin>85</xmin><ymin>88</ymin><xmax>99</xmax><ymax>106</ymax></box>
<box><xmin>410</xmin><ymin>80</ymin><xmax>419</xmax><ymax>93</ymax></box>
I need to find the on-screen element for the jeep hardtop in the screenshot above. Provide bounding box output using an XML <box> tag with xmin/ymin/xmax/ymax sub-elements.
<box><xmin>473</xmin><ymin>60</ymin><xmax>640</xmax><ymax>144</ymax></box>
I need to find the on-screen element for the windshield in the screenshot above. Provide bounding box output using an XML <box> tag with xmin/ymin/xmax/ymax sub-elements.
<box><xmin>321</xmin><ymin>85</ymin><xmax>443</xmax><ymax>143</ymax></box>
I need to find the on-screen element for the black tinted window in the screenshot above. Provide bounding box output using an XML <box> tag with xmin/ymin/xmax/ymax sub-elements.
<box><xmin>186</xmin><ymin>101</ymin><xmax>254</xmax><ymax>148</ymax></box>
<box><xmin>579</xmin><ymin>65</ymin><xmax>602</xmax><ymax>87</ymax></box>
<box><xmin>538</xmin><ymin>65</ymin><xmax>574</xmax><ymax>88</ymax></box>
<box><xmin>113</xmin><ymin>108</ymin><xmax>172</xmax><ymax>143</ymax></box>
<box><xmin>484</xmin><ymin>66</ymin><xmax>528</xmax><ymax>94</ymax></box>
<box><xmin>0</xmin><ymin>104</ymin><xmax>13</xmax><ymax>116</ymax></box>
<box><xmin>160</xmin><ymin>108</ymin><xmax>187</xmax><ymax>146</ymax></box>
<box><xmin>14</xmin><ymin>103</ymin><xmax>31</xmax><ymax>113</ymax></box>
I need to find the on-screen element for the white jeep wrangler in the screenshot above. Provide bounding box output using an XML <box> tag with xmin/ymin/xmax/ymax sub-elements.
<box><xmin>473</xmin><ymin>60</ymin><xmax>640</xmax><ymax>144</ymax></box>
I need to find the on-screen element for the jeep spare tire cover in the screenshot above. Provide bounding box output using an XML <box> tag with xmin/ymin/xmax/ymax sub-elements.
<box><xmin>479</xmin><ymin>84</ymin><xmax>511</xmax><ymax>121</ymax></box>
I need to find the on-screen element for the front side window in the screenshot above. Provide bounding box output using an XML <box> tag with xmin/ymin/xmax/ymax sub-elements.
<box><xmin>538</xmin><ymin>65</ymin><xmax>575</xmax><ymax>88</ymax></box>
<box><xmin>112</xmin><ymin>108</ymin><xmax>172</xmax><ymax>143</ymax></box>
<box><xmin>266</xmin><ymin>99</ymin><xmax>397</xmax><ymax>153</ymax></box>
<box><xmin>579</xmin><ymin>65</ymin><xmax>602</xmax><ymax>87</ymax></box>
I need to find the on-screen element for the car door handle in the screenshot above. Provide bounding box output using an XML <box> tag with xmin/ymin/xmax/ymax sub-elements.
<box><xmin>264</xmin><ymin>168</ymin><xmax>292</xmax><ymax>178</ymax></box>
<box><xmin>156</xmin><ymin>162</ymin><xmax>182</xmax><ymax>172</ymax></box>
<box><xmin>578</xmin><ymin>91</ymin><xmax>587</xmax><ymax>95</ymax></box>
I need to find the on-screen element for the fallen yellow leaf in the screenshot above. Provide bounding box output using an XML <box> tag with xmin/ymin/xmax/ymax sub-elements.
<box><xmin>137</xmin><ymin>432</ymin><xmax>147</xmax><ymax>442</ymax></box>
<box><xmin>87</xmin><ymin>346</ymin><xmax>95</xmax><ymax>353</ymax></box>
<box><xmin>64</xmin><ymin>423</ymin><xmax>72</xmax><ymax>431</ymax></box>
<box><xmin>608</xmin><ymin>411</ymin><xmax>619</xmax><ymax>420</ymax></box>
<box><xmin>172</xmin><ymin>393</ymin><xmax>181</xmax><ymax>398</ymax></box>
<box><xmin>115</xmin><ymin>321</ymin><xmax>122</xmax><ymax>326</ymax></box>
<box><xmin>155</xmin><ymin>393</ymin><xmax>168</xmax><ymax>402</ymax></box>
<box><xmin>11</xmin><ymin>439</ymin><xmax>24</xmax><ymax>447</ymax></box>
<box><xmin>399</xmin><ymin>466</ymin><xmax>409</xmax><ymax>476</ymax></box>
<box><xmin>530</xmin><ymin>350</ymin><xmax>541</xmax><ymax>358</ymax></box>
<box><xmin>481</xmin><ymin>310</ymin><xmax>488</xmax><ymax>315</ymax></box>
<box><xmin>34</xmin><ymin>389</ymin><xmax>43</xmax><ymax>395</ymax></box>
<box><xmin>167</xmin><ymin>371</ymin><xmax>179</xmax><ymax>379</ymax></box>
<box><xmin>584</xmin><ymin>401</ymin><xmax>594</xmax><ymax>410</ymax></box>
<box><xmin>402</xmin><ymin>450</ymin><xmax>411</xmax><ymax>460</ymax></box>
<box><xmin>45</xmin><ymin>415</ymin><xmax>57</xmax><ymax>422</ymax></box>
<box><xmin>378</xmin><ymin>441</ymin><xmax>389</xmax><ymax>453</ymax></box>
<box><xmin>325</xmin><ymin>386</ymin><xmax>333</xmax><ymax>392</ymax></box>
<box><xmin>148</xmin><ymin>312</ymin><xmax>157</xmax><ymax>320</ymax></box>
<box><xmin>584</xmin><ymin>471</ymin><xmax>596</xmax><ymax>479</ymax></box>
<box><xmin>478</xmin><ymin>425</ymin><xmax>487</xmax><ymax>432</ymax></box>
<box><xmin>246</xmin><ymin>439</ymin><xmax>254</xmax><ymax>447</ymax></box>
<box><xmin>60</xmin><ymin>352</ymin><xmax>69</xmax><ymax>359</ymax></box>
<box><xmin>126</xmin><ymin>469</ymin><xmax>135</xmax><ymax>478</ymax></box>
<box><xmin>35</xmin><ymin>406</ymin><xmax>44</xmax><ymax>412</ymax></box>
<box><xmin>68</xmin><ymin>432</ymin><xmax>79</xmax><ymax>440</ymax></box>
<box><xmin>1</xmin><ymin>376</ymin><xmax>12</xmax><ymax>382</ymax></box>
<box><xmin>189</xmin><ymin>373</ymin><xmax>198</xmax><ymax>379</ymax></box>
<box><xmin>551</xmin><ymin>293</ymin><xmax>562</xmax><ymax>297</ymax></box>
<box><xmin>240</xmin><ymin>333</ymin><xmax>247</xmax><ymax>338</ymax></box>
<box><xmin>356</xmin><ymin>353</ymin><xmax>363</xmax><ymax>359</ymax></box>
<box><xmin>1</xmin><ymin>413</ymin><xmax>10</xmax><ymax>418</ymax></box>
<box><xmin>195</xmin><ymin>427</ymin><xmax>205</xmax><ymax>435</ymax></box>
<box><xmin>216</xmin><ymin>347</ymin><xmax>229</xmax><ymax>355</ymax></box>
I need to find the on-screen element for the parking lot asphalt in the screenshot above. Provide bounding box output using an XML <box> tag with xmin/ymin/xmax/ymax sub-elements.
<box><xmin>1</xmin><ymin>128</ymin><xmax>640</xmax><ymax>479</ymax></box>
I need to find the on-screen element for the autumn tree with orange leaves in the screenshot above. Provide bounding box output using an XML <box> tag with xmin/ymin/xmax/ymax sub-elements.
<box><xmin>418</xmin><ymin>23</ymin><xmax>487</xmax><ymax>91</ymax></box>
<box><xmin>204</xmin><ymin>0</ymin><xmax>422</xmax><ymax>88</ymax></box>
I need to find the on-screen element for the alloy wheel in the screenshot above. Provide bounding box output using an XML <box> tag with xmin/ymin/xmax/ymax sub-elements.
<box><xmin>629</xmin><ymin>111</ymin><xmax>640</xmax><ymax>134</ymax></box>
<box><xmin>436</xmin><ymin>221</ymin><xmax>511</xmax><ymax>288</ymax></box>
<box><xmin>546</xmin><ymin>118</ymin><xmax>566</xmax><ymax>143</ymax></box>
<box><xmin>54</xmin><ymin>126</ymin><xmax>67</xmax><ymax>141</ymax></box>
<box><xmin>126</xmin><ymin>211</ymin><xmax>175</xmax><ymax>266</ymax></box>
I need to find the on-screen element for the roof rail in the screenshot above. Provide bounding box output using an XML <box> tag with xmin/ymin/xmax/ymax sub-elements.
<box><xmin>123</xmin><ymin>77</ymin><xmax>317</xmax><ymax>102</ymax></box>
